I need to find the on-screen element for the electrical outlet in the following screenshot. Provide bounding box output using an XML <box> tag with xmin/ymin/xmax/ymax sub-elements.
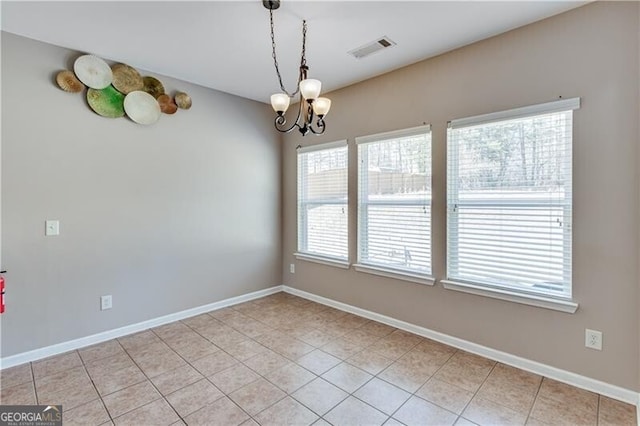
<box><xmin>585</xmin><ymin>329</ymin><xmax>602</xmax><ymax>350</ymax></box>
<box><xmin>101</xmin><ymin>295</ymin><xmax>112</xmax><ymax>311</ymax></box>
<box><xmin>45</xmin><ymin>220</ymin><xmax>60</xmax><ymax>236</ymax></box>
<box><xmin>290</xmin><ymin>264</ymin><xmax>295</xmax><ymax>274</ymax></box>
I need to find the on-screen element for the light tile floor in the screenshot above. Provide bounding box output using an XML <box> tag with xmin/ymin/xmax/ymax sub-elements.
<box><xmin>0</xmin><ymin>292</ymin><xmax>637</xmax><ymax>425</ymax></box>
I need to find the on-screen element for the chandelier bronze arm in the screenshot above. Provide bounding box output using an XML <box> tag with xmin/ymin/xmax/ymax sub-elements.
<box><xmin>274</xmin><ymin>100</ymin><xmax>326</xmax><ymax>135</ymax></box>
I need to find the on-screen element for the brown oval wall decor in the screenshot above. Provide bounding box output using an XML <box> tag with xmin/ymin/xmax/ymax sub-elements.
<box><xmin>56</xmin><ymin>70</ymin><xmax>85</xmax><ymax>93</ymax></box>
<box><xmin>142</xmin><ymin>76</ymin><xmax>165</xmax><ymax>99</ymax></box>
<box><xmin>157</xmin><ymin>94</ymin><xmax>178</xmax><ymax>114</ymax></box>
<box><xmin>112</xmin><ymin>63</ymin><xmax>144</xmax><ymax>94</ymax></box>
<box><xmin>174</xmin><ymin>92</ymin><xmax>192</xmax><ymax>110</ymax></box>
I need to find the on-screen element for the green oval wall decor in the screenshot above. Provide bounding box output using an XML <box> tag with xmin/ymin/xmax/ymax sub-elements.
<box><xmin>87</xmin><ymin>85</ymin><xmax>125</xmax><ymax>118</ymax></box>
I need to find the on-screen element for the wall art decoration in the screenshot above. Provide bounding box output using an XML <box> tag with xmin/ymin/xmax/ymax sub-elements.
<box><xmin>123</xmin><ymin>91</ymin><xmax>161</xmax><ymax>125</ymax></box>
<box><xmin>174</xmin><ymin>92</ymin><xmax>192</xmax><ymax>110</ymax></box>
<box><xmin>55</xmin><ymin>54</ymin><xmax>192</xmax><ymax>125</ymax></box>
<box><xmin>111</xmin><ymin>64</ymin><xmax>143</xmax><ymax>94</ymax></box>
<box><xmin>87</xmin><ymin>86</ymin><xmax>125</xmax><ymax>118</ymax></box>
<box><xmin>74</xmin><ymin>55</ymin><xmax>112</xmax><ymax>89</ymax></box>
<box><xmin>142</xmin><ymin>76</ymin><xmax>165</xmax><ymax>99</ymax></box>
<box><xmin>56</xmin><ymin>70</ymin><xmax>84</xmax><ymax>93</ymax></box>
<box><xmin>157</xmin><ymin>94</ymin><xmax>178</xmax><ymax>115</ymax></box>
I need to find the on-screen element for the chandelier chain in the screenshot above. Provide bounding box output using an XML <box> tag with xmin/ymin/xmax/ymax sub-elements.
<box><xmin>270</xmin><ymin>8</ymin><xmax>306</xmax><ymax>97</ymax></box>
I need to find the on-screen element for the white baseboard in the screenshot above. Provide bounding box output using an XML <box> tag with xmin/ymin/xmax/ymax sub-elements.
<box><xmin>3</xmin><ymin>283</ymin><xmax>638</xmax><ymax>413</ymax></box>
<box><xmin>283</xmin><ymin>285</ymin><xmax>640</xmax><ymax>407</ymax></box>
<box><xmin>0</xmin><ymin>285</ymin><xmax>284</xmax><ymax>369</ymax></box>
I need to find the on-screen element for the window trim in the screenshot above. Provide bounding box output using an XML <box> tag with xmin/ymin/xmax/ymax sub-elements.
<box><xmin>354</xmin><ymin>263</ymin><xmax>435</xmax><ymax>286</ymax></box>
<box><xmin>355</xmin><ymin>125</ymin><xmax>432</xmax><ymax>145</ymax></box>
<box><xmin>298</xmin><ymin>139</ymin><xmax>348</xmax><ymax>153</ymax></box>
<box><xmin>441</xmin><ymin>279</ymin><xmax>578</xmax><ymax>313</ymax></box>
<box><xmin>296</xmin><ymin>140</ymin><xmax>349</xmax><ymax>261</ymax></box>
<box><xmin>356</xmin><ymin>125</ymin><xmax>433</xmax><ymax>281</ymax></box>
<box><xmin>448</xmin><ymin>97</ymin><xmax>580</xmax><ymax>129</ymax></box>
<box><xmin>294</xmin><ymin>252</ymin><xmax>351</xmax><ymax>269</ymax></box>
<box><xmin>446</xmin><ymin>98</ymin><xmax>579</xmax><ymax>306</ymax></box>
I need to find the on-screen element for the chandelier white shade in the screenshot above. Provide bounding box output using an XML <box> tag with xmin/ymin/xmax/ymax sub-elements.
<box><xmin>312</xmin><ymin>97</ymin><xmax>331</xmax><ymax>116</ymax></box>
<box><xmin>270</xmin><ymin>93</ymin><xmax>290</xmax><ymax>114</ymax></box>
<box><xmin>299</xmin><ymin>79</ymin><xmax>322</xmax><ymax>100</ymax></box>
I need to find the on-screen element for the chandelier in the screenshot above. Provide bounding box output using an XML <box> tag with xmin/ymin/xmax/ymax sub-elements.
<box><xmin>264</xmin><ymin>0</ymin><xmax>331</xmax><ymax>136</ymax></box>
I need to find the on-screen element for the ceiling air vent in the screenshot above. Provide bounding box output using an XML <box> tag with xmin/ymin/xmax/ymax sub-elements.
<box><xmin>348</xmin><ymin>36</ymin><xmax>396</xmax><ymax>59</ymax></box>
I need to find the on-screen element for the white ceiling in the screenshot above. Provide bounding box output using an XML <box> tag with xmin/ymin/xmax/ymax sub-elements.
<box><xmin>1</xmin><ymin>1</ymin><xmax>585</xmax><ymax>104</ymax></box>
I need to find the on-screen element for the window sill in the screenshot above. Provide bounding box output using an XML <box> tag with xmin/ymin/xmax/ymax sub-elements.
<box><xmin>441</xmin><ymin>280</ymin><xmax>578</xmax><ymax>313</ymax></box>
<box><xmin>354</xmin><ymin>264</ymin><xmax>435</xmax><ymax>286</ymax></box>
<box><xmin>294</xmin><ymin>253</ymin><xmax>350</xmax><ymax>269</ymax></box>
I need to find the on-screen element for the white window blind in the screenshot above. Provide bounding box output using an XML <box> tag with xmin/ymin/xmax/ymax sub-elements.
<box><xmin>357</xmin><ymin>126</ymin><xmax>432</xmax><ymax>276</ymax></box>
<box><xmin>447</xmin><ymin>98</ymin><xmax>578</xmax><ymax>299</ymax></box>
<box><xmin>297</xmin><ymin>141</ymin><xmax>348</xmax><ymax>261</ymax></box>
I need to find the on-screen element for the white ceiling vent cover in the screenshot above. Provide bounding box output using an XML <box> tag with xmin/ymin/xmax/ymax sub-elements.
<box><xmin>348</xmin><ymin>36</ymin><xmax>396</xmax><ymax>59</ymax></box>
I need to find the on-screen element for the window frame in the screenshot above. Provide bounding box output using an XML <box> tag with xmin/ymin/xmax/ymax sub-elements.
<box><xmin>355</xmin><ymin>125</ymin><xmax>434</xmax><ymax>285</ymax></box>
<box><xmin>295</xmin><ymin>140</ymin><xmax>350</xmax><ymax>268</ymax></box>
<box><xmin>444</xmin><ymin>98</ymin><xmax>580</xmax><ymax>313</ymax></box>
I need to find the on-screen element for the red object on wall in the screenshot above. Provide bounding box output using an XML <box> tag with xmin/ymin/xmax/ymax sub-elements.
<box><xmin>0</xmin><ymin>275</ymin><xmax>5</xmax><ymax>314</ymax></box>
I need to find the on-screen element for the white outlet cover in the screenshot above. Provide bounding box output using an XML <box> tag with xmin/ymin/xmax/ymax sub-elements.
<box><xmin>45</xmin><ymin>220</ymin><xmax>60</xmax><ymax>236</ymax></box>
<box><xmin>290</xmin><ymin>264</ymin><xmax>295</xmax><ymax>274</ymax></box>
<box><xmin>585</xmin><ymin>329</ymin><xmax>602</xmax><ymax>350</ymax></box>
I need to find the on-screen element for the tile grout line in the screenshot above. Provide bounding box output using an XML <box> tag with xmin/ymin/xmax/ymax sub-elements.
<box><xmin>116</xmin><ymin>337</ymin><xmax>183</xmax><ymax>423</ymax></box>
<box><xmin>178</xmin><ymin>310</ymin><xmax>285</xmax><ymax>422</ymax></box>
<box><xmin>287</xmin><ymin>317</ymin><xmax>397</xmax><ymax>422</ymax></box>
<box><xmin>118</xmin><ymin>311</ymin><xmax>424</xmax><ymax>421</ymax></box>
<box><xmin>227</xmin><ymin>300</ymin><xmax>377</xmax><ymax>423</ymax></box>
<box><xmin>524</xmin><ymin>373</ymin><xmax>545</xmax><ymax>424</ymax></box>
<box><xmin>29</xmin><ymin>362</ymin><xmax>38</xmax><ymax>407</ymax></box>
<box><xmin>24</xmin><ymin>299</ymin><xmax>373</xmax><ymax>422</ymax></box>
<box><xmin>87</xmin><ymin>334</ymin><xmax>198</xmax><ymax>422</ymax></box>
<box><xmin>77</xmin><ymin>347</ymin><xmax>116</xmax><ymax>425</ymax></box>
<box><xmin>243</xmin><ymin>306</ymin><xmax>462</xmax><ymax>425</ymax></box>
<box><xmin>144</xmin><ymin>326</ymin><xmax>229</xmax><ymax>424</ymax></box>
<box><xmin>459</xmin><ymin>359</ymin><xmax>499</xmax><ymax>423</ymax></box>
<box><xmin>160</xmin><ymin>309</ymin><xmax>292</xmax><ymax>423</ymax></box>
<box><xmin>32</xmin><ymin>351</ymin><xmax>111</xmax><ymax>418</ymax></box>
<box><xmin>291</xmin><ymin>377</ymin><xmax>348</xmax><ymax>421</ymax></box>
<box><xmin>219</xmin><ymin>315</ymin><xmax>317</xmax><ymax>424</ymax></box>
<box><xmin>300</xmin><ymin>293</ymin><xmax>597</xmax><ymax>426</ymax></box>
<box><xmin>321</xmin><ymin>331</ymin><xmax>537</xmax><ymax>425</ymax></box>
<box><xmin>306</xmin><ymin>332</ymin><xmax>433</xmax><ymax>424</ymax></box>
<box><xmin>379</xmin><ymin>345</ymin><xmax>460</xmax><ymax>424</ymax></box>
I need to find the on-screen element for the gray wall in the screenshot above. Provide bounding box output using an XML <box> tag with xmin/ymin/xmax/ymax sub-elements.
<box><xmin>1</xmin><ymin>32</ymin><xmax>282</xmax><ymax>357</ymax></box>
<box><xmin>637</xmin><ymin>1</ymin><xmax>640</xmax><ymax>394</ymax></box>
<box><xmin>282</xmin><ymin>2</ymin><xmax>640</xmax><ymax>391</ymax></box>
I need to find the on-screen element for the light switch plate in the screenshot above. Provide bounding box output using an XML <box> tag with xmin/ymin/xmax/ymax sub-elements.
<box><xmin>45</xmin><ymin>220</ymin><xmax>60</xmax><ymax>236</ymax></box>
<box><xmin>101</xmin><ymin>295</ymin><xmax>112</xmax><ymax>311</ymax></box>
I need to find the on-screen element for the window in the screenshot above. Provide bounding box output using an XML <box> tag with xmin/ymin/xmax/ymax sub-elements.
<box><xmin>446</xmin><ymin>98</ymin><xmax>579</xmax><ymax>304</ymax></box>
<box><xmin>356</xmin><ymin>126</ymin><xmax>432</xmax><ymax>282</ymax></box>
<box><xmin>296</xmin><ymin>141</ymin><xmax>348</xmax><ymax>264</ymax></box>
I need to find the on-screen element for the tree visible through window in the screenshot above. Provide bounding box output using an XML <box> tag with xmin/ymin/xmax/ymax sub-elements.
<box><xmin>297</xmin><ymin>141</ymin><xmax>348</xmax><ymax>260</ymax></box>
<box><xmin>357</xmin><ymin>126</ymin><xmax>432</xmax><ymax>275</ymax></box>
<box><xmin>447</xmin><ymin>99</ymin><xmax>578</xmax><ymax>299</ymax></box>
